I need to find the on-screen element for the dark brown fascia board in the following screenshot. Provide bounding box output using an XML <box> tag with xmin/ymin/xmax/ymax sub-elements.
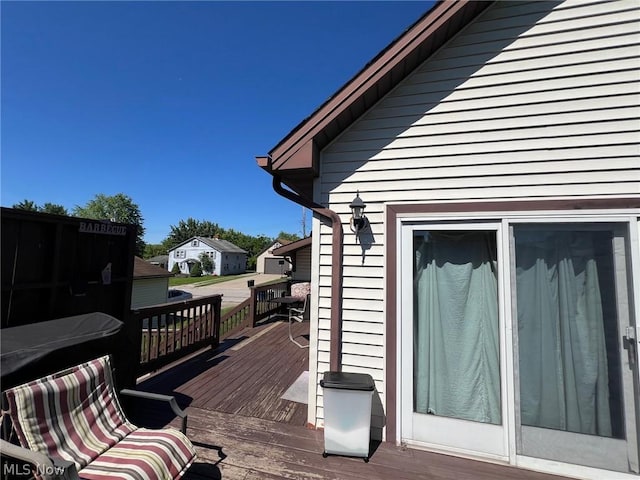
<box><xmin>257</xmin><ymin>139</ymin><xmax>319</xmax><ymax>198</ymax></box>
<box><xmin>263</xmin><ymin>0</ymin><xmax>492</xmax><ymax>178</ymax></box>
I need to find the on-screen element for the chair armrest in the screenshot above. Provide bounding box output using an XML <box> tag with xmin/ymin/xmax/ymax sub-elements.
<box><xmin>119</xmin><ymin>389</ymin><xmax>188</xmax><ymax>434</ymax></box>
<box><xmin>0</xmin><ymin>438</ymin><xmax>79</xmax><ymax>480</ymax></box>
<box><xmin>289</xmin><ymin>307</ymin><xmax>305</xmax><ymax>320</ymax></box>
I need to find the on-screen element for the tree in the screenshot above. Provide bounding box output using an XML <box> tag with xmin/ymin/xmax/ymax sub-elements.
<box><xmin>199</xmin><ymin>252</ymin><xmax>214</xmax><ymax>274</ymax></box>
<box><xmin>12</xmin><ymin>200</ymin><xmax>69</xmax><ymax>216</ymax></box>
<box><xmin>74</xmin><ymin>193</ymin><xmax>145</xmax><ymax>256</ymax></box>
<box><xmin>144</xmin><ymin>244</ymin><xmax>167</xmax><ymax>259</ymax></box>
<box><xmin>171</xmin><ymin>263</ymin><xmax>181</xmax><ymax>275</ymax></box>
<box><xmin>161</xmin><ymin>218</ymin><xmax>296</xmax><ymax>272</ymax></box>
<box><xmin>164</xmin><ymin>218</ymin><xmax>222</xmax><ymax>249</ymax></box>
<box><xmin>219</xmin><ymin>229</ymin><xmax>271</xmax><ymax>271</ymax></box>
<box><xmin>12</xmin><ymin>199</ymin><xmax>39</xmax><ymax>211</ymax></box>
<box><xmin>276</xmin><ymin>231</ymin><xmax>301</xmax><ymax>242</ymax></box>
<box><xmin>189</xmin><ymin>261</ymin><xmax>202</xmax><ymax>277</ymax></box>
<box><xmin>40</xmin><ymin>203</ymin><xmax>69</xmax><ymax>216</ymax></box>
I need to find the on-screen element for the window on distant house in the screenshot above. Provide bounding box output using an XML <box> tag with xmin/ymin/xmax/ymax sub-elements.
<box><xmin>192</xmin><ymin>240</ymin><xmax>198</xmax><ymax>247</ymax></box>
<box><xmin>175</xmin><ymin>250</ymin><xmax>185</xmax><ymax>259</ymax></box>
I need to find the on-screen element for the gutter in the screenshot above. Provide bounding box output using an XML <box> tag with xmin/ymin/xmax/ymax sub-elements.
<box><xmin>271</xmin><ymin>176</ymin><xmax>343</xmax><ymax>372</ymax></box>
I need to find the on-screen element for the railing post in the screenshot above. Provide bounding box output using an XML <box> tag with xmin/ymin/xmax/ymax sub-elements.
<box><xmin>122</xmin><ymin>309</ymin><xmax>142</xmax><ymax>390</ymax></box>
<box><xmin>212</xmin><ymin>296</ymin><xmax>221</xmax><ymax>349</ymax></box>
<box><xmin>249</xmin><ymin>287</ymin><xmax>258</xmax><ymax>328</ymax></box>
<box><xmin>134</xmin><ymin>294</ymin><xmax>222</xmax><ymax>378</ymax></box>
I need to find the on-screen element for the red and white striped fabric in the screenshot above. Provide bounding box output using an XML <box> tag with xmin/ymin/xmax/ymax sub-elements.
<box><xmin>5</xmin><ymin>355</ymin><xmax>196</xmax><ymax>480</ymax></box>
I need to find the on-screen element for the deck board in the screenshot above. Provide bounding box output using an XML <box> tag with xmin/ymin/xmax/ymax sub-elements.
<box><xmin>132</xmin><ymin>318</ymin><xmax>571</xmax><ymax>480</ymax></box>
<box><xmin>136</xmin><ymin>319</ymin><xmax>310</xmax><ymax>425</ymax></box>
<box><xmin>175</xmin><ymin>407</ymin><xmax>569</xmax><ymax>480</ymax></box>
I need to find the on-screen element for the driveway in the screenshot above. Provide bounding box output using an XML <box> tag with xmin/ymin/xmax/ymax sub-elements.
<box><xmin>178</xmin><ymin>273</ymin><xmax>284</xmax><ymax>307</ymax></box>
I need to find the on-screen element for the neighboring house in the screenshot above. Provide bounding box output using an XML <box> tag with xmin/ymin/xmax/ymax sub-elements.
<box><xmin>167</xmin><ymin>236</ymin><xmax>247</xmax><ymax>276</ymax></box>
<box><xmin>147</xmin><ymin>255</ymin><xmax>169</xmax><ymax>270</ymax></box>
<box><xmin>257</xmin><ymin>1</ymin><xmax>640</xmax><ymax>479</ymax></box>
<box><xmin>272</xmin><ymin>236</ymin><xmax>312</xmax><ymax>282</ymax></box>
<box><xmin>256</xmin><ymin>238</ymin><xmax>292</xmax><ymax>274</ymax></box>
<box><xmin>131</xmin><ymin>256</ymin><xmax>172</xmax><ymax>309</ymax></box>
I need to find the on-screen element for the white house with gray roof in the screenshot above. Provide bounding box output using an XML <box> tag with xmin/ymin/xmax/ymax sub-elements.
<box><xmin>167</xmin><ymin>236</ymin><xmax>247</xmax><ymax>276</ymax></box>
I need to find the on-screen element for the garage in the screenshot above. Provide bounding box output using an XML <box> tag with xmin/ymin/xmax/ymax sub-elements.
<box><xmin>264</xmin><ymin>257</ymin><xmax>289</xmax><ymax>275</ymax></box>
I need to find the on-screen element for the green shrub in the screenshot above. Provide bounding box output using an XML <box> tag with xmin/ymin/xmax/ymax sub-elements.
<box><xmin>190</xmin><ymin>261</ymin><xmax>202</xmax><ymax>277</ymax></box>
<box><xmin>199</xmin><ymin>252</ymin><xmax>214</xmax><ymax>274</ymax></box>
<box><xmin>171</xmin><ymin>263</ymin><xmax>181</xmax><ymax>275</ymax></box>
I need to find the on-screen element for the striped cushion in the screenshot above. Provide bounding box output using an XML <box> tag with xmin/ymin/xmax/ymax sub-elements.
<box><xmin>6</xmin><ymin>355</ymin><xmax>196</xmax><ymax>479</ymax></box>
<box><xmin>79</xmin><ymin>428</ymin><xmax>195</xmax><ymax>480</ymax></box>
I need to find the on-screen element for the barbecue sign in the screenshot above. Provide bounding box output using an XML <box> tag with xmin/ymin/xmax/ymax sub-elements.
<box><xmin>79</xmin><ymin>221</ymin><xmax>127</xmax><ymax>236</ymax></box>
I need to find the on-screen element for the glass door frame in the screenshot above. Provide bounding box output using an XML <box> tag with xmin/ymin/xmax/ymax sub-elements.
<box><xmin>506</xmin><ymin>217</ymin><xmax>640</xmax><ymax>474</ymax></box>
<box><xmin>396</xmin><ymin>212</ymin><xmax>640</xmax><ymax>475</ymax></box>
<box><xmin>399</xmin><ymin>220</ymin><xmax>511</xmax><ymax>461</ymax></box>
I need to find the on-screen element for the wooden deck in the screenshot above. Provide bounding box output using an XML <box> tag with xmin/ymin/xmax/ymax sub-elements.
<box><xmin>135</xmin><ymin>317</ymin><xmax>310</xmax><ymax>426</ymax></box>
<box><xmin>177</xmin><ymin>408</ymin><xmax>568</xmax><ymax>480</ymax></box>
<box><xmin>129</xmin><ymin>318</ymin><xmax>571</xmax><ymax>480</ymax></box>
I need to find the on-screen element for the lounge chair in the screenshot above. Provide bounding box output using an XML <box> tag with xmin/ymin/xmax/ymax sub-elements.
<box><xmin>1</xmin><ymin>354</ymin><xmax>195</xmax><ymax>480</ymax></box>
<box><xmin>288</xmin><ymin>282</ymin><xmax>311</xmax><ymax>348</ymax></box>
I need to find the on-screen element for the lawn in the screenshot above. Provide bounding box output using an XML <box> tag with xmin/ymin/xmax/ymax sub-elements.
<box><xmin>169</xmin><ymin>273</ymin><xmax>252</xmax><ymax>288</ymax></box>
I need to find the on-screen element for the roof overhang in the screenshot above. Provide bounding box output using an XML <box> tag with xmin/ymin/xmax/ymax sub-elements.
<box><xmin>272</xmin><ymin>235</ymin><xmax>312</xmax><ymax>256</ymax></box>
<box><xmin>133</xmin><ymin>256</ymin><xmax>172</xmax><ymax>279</ymax></box>
<box><xmin>257</xmin><ymin>0</ymin><xmax>493</xmax><ymax>199</ymax></box>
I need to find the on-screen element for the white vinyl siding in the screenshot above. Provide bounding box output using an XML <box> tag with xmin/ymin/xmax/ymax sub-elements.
<box><xmin>168</xmin><ymin>240</ymin><xmax>247</xmax><ymax>276</ymax></box>
<box><xmin>131</xmin><ymin>278</ymin><xmax>169</xmax><ymax>309</ymax></box>
<box><xmin>311</xmin><ymin>0</ymin><xmax>640</xmax><ymax>428</ymax></box>
<box><xmin>220</xmin><ymin>253</ymin><xmax>246</xmax><ymax>275</ymax></box>
<box><xmin>291</xmin><ymin>246</ymin><xmax>312</xmax><ymax>282</ymax></box>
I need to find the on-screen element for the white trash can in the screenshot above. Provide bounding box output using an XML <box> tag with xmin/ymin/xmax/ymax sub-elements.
<box><xmin>320</xmin><ymin>371</ymin><xmax>375</xmax><ymax>462</ymax></box>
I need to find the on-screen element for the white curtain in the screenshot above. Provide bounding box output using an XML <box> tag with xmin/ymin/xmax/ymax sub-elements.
<box><xmin>516</xmin><ymin>230</ymin><xmax>612</xmax><ymax>437</ymax></box>
<box><xmin>414</xmin><ymin>232</ymin><xmax>501</xmax><ymax>425</ymax></box>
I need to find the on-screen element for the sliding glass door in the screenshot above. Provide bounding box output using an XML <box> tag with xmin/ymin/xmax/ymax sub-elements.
<box><xmin>399</xmin><ymin>218</ymin><xmax>639</xmax><ymax>474</ymax></box>
<box><xmin>513</xmin><ymin>223</ymin><xmax>639</xmax><ymax>473</ymax></box>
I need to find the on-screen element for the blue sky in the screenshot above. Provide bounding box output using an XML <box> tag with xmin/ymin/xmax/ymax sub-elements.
<box><xmin>2</xmin><ymin>1</ymin><xmax>432</xmax><ymax>244</ymax></box>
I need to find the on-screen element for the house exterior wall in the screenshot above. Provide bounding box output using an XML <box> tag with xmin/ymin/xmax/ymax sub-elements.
<box><xmin>209</xmin><ymin>250</ymin><xmax>220</xmax><ymax>276</ymax></box>
<box><xmin>131</xmin><ymin>277</ymin><xmax>169</xmax><ymax>309</ymax></box>
<box><xmin>219</xmin><ymin>252</ymin><xmax>247</xmax><ymax>275</ymax></box>
<box><xmin>168</xmin><ymin>238</ymin><xmax>246</xmax><ymax>276</ymax></box>
<box><xmin>168</xmin><ymin>242</ymin><xmax>219</xmax><ymax>275</ymax></box>
<box><xmin>291</xmin><ymin>245</ymin><xmax>312</xmax><ymax>282</ymax></box>
<box><xmin>310</xmin><ymin>0</ymin><xmax>640</xmax><ymax>432</ymax></box>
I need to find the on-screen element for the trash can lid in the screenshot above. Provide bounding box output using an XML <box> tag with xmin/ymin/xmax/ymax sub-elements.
<box><xmin>320</xmin><ymin>371</ymin><xmax>375</xmax><ymax>391</ymax></box>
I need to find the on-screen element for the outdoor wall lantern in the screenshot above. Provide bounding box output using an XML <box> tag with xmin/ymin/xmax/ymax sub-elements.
<box><xmin>349</xmin><ymin>191</ymin><xmax>369</xmax><ymax>238</ymax></box>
